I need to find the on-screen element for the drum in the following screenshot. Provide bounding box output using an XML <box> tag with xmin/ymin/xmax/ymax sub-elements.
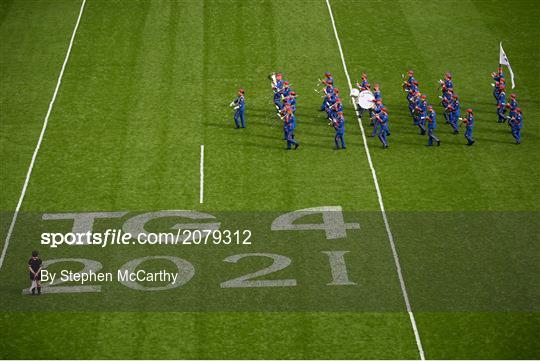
<box><xmin>357</xmin><ymin>90</ymin><xmax>375</xmax><ymax>109</ymax></box>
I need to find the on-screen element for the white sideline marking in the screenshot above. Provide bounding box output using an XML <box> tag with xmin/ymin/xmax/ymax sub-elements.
<box><xmin>324</xmin><ymin>0</ymin><xmax>426</xmax><ymax>359</ymax></box>
<box><xmin>0</xmin><ymin>0</ymin><xmax>87</xmax><ymax>272</ymax></box>
<box><xmin>200</xmin><ymin>144</ymin><xmax>204</xmax><ymax>203</ymax></box>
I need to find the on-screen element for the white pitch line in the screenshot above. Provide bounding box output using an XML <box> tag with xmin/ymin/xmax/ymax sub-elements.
<box><xmin>200</xmin><ymin>144</ymin><xmax>204</xmax><ymax>203</ymax></box>
<box><xmin>324</xmin><ymin>0</ymin><xmax>426</xmax><ymax>359</ymax></box>
<box><xmin>0</xmin><ymin>0</ymin><xmax>87</xmax><ymax>272</ymax></box>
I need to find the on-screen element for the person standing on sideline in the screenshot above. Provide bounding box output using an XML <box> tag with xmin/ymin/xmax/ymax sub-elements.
<box><xmin>28</xmin><ymin>250</ymin><xmax>42</xmax><ymax>295</ymax></box>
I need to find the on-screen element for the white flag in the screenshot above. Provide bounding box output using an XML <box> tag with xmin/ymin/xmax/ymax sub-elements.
<box><xmin>499</xmin><ymin>42</ymin><xmax>516</xmax><ymax>89</ymax></box>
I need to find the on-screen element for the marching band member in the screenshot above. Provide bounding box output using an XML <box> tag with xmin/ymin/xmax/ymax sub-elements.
<box><xmin>331</xmin><ymin>111</ymin><xmax>346</xmax><ymax>150</ymax></box>
<box><xmin>414</xmin><ymin>94</ymin><xmax>427</xmax><ymax>135</ymax></box>
<box><xmin>497</xmin><ymin>85</ymin><xmax>507</xmax><ymax>123</ymax></box>
<box><xmin>410</xmin><ymin>80</ymin><xmax>419</xmax><ymax>94</ymax></box>
<box><xmin>276</xmin><ymin>72</ymin><xmax>284</xmax><ymax>85</ymax></box>
<box><xmin>282</xmin><ymin>81</ymin><xmax>291</xmax><ymax>99</ymax></box>
<box><xmin>426</xmin><ymin>106</ymin><xmax>441</xmax><ymax>146</ymax></box>
<box><xmin>506</xmin><ymin>93</ymin><xmax>519</xmax><ymax>123</ymax></box>
<box><xmin>373</xmin><ymin>83</ymin><xmax>382</xmax><ymax>101</ymax></box>
<box><xmin>446</xmin><ymin>103</ymin><xmax>458</xmax><ymax>134</ymax></box>
<box><xmin>439</xmin><ymin>72</ymin><xmax>453</xmax><ymax>89</ymax></box>
<box><xmin>407</xmin><ymin>89</ymin><xmax>417</xmax><ymax>116</ymax></box>
<box><xmin>230</xmin><ymin>88</ymin><xmax>245</xmax><ymax>128</ymax></box>
<box><xmin>460</xmin><ymin>108</ymin><xmax>475</xmax><ymax>145</ymax></box>
<box><xmin>328</xmin><ymin>98</ymin><xmax>343</xmax><ymax>122</ymax></box>
<box><xmin>509</xmin><ymin>108</ymin><xmax>523</xmax><ymax>144</ymax></box>
<box><xmin>285</xmin><ymin>91</ymin><xmax>297</xmax><ymax>113</ymax></box>
<box><xmin>356</xmin><ymin>73</ymin><xmax>369</xmax><ymax>91</ymax></box>
<box><xmin>371</xmin><ymin>100</ymin><xmax>385</xmax><ymax>136</ymax></box>
<box><xmin>321</xmin><ymin>71</ymin><xmax>333</xmax><ymax>86</ymax></box>
<box><xmin>322</xmin><ymin>91</ymin><xmax>336</xmax><ymax>113</ymax></box>
<box><xmin>491</xmin><ymin>66</ymin><xmax>504</xmax><ymax>82</ymax></box>
<box><xmin>284</xmin><ymin>107</ymin><xmax>300</xmax><ymax>150</ymax></box>
<box><xmin>367</xmin><ymin>83</ymin><xmax>382</xmax><ymax>121</ymax></box>
<box><xmin>491</xmin><ymin>67</ymin><xmax>505</xmax><ymax>103</ymax></box>
<box><xmin>273</xmin><ymin>85</ymin><xmax>284</xmax><ymax>111</ymax></box>
<box><xmin>403</xmin><ymin>70</ymin><xmax>416</xmax><ymax>94</ymax></box>
<box><xmin>450</xmin><ymin>94</ymin><xmax>461</xmax><ymax>133</ymax></box>
<box><xmin>375</xmin><ymin>108</ymin><xmax>390</xmax><ymax>148</ymax></box>
<box><xmin>440</xmin><ymin>86</ymin><xmax>453</xmax><ymax>123</ymax></box>
<box><xmin>492</xmin><ymin>81</ymin><xmax>501</xmax><ymax>104</ymax></box>
<box><xmin>320</xmin><ymin>80</ymin><xmax>334</xmax><ymax>111</ymax></box>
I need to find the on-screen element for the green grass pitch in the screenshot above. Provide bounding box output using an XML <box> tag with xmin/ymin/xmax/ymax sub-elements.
<box><xmin>1</xmin><ymin>0</ymin><xmax>539</xmax><ymax>359</ymax></box>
